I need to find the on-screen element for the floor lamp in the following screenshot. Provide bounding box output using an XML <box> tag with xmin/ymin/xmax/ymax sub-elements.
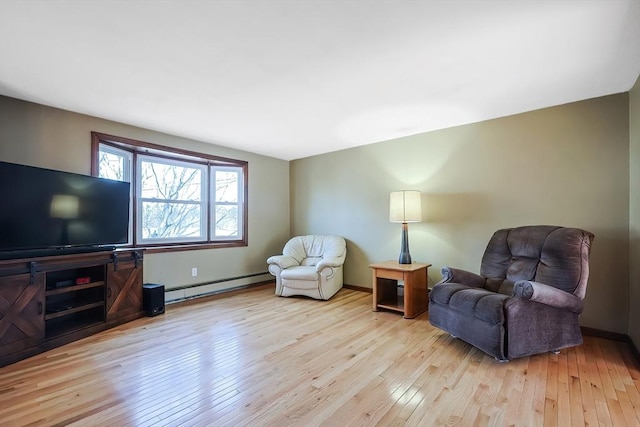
<box><xmin>389</xmin><ymin>190</ymin><xmax>422</xmax><ymax>264</ymax></box>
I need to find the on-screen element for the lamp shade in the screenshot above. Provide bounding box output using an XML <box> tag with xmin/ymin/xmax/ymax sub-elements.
<box><xmin>389</xmin><ymin>190</ymin><xmax>422</xmax><ymax>223</ymax></box>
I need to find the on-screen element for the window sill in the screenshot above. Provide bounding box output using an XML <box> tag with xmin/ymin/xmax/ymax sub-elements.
<box><xmin>116</xmin><ymin>241</ymin><xmax>247</xmax><ymax>254</ymax></box>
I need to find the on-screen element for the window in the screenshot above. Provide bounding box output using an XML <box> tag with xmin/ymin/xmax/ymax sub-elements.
<box><xmin>212</xmin><ymin>166</ymin><xmax>244</xmax><ymax>239</ymax></box>
<box><xmin>91</xmin><ymin>132</ymin><xmax>248</xmax><ymax>250</ymax></box>
<box><xmin>138</xmin><ymin>156</ymin><xmax>207</xmax><ymax>244</ymax></box>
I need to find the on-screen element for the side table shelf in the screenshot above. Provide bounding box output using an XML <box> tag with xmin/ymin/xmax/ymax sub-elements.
<box><xmin>370</xmin><ymin>261</ymin><xmax>431</xmax><ymax>319</ymax></box>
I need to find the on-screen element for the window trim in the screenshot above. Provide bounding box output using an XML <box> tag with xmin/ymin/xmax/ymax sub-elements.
<box><xmin>91</xmin><ymin>131</ymin><xmax>248</xmax><ymax>253</ymax></box>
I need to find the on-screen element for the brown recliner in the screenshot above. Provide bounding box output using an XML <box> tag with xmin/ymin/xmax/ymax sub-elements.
<box><xmin>428</xmin><ymin>225</ymin><xmax>594</xmax><ymax>361</ymax></box>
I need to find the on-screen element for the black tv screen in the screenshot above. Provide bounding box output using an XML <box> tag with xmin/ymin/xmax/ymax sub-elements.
<box><xmin>0</xmin><ymin>161</ymin><xmax>130</xmax><ymax>255</ymax></box>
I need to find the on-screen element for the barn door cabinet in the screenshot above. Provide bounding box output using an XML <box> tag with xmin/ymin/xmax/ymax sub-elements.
<box><xmin>106</xmin><ymin>253</ymin><xmax>144</xmax><ymax>323</ymax></box>
<box><xmin>0</xmin><ymin>249</ymin><xmax>144</xmax><ymax>367</ymax></box>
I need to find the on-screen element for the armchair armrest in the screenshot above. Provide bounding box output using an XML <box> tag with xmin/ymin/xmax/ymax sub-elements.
<box><xmin>316</xmin><ymin>257</ymin><xmax>344</xmax><ymax>272</ymax></box>
<box><xmin>438</xmin><ymin>266</ymin><xmax>486</xmax><ymax>288</ymax></box>
<box><xmin>513</xmin><ymin>280</ymin><xmax>583</xmax><ymax>313</ymax></box>
<box><xmin>267</xmin><ymin>255</ymin><xmax>299</xmax><ymax>270</ymax></box>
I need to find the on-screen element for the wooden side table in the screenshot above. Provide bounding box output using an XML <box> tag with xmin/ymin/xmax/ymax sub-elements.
<box><xmin>370</xmin><ymin>261</ymin><xmax>431</xmax><ymax>319</ymax></box>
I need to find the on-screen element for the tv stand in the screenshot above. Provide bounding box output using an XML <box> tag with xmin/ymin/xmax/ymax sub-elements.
<box><xmin>0</xmin><ymin>249</ymin><xmax>144</xmax><ymax>367</ymax></box>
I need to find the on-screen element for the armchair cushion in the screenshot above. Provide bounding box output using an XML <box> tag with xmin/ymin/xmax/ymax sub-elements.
<box><xmin>430</xmin><ymin>284</ymin><xmax>509</xmax><ymax>324</ymax></box>
<box><xmin>281</xmin><ymin>266</ymin><xmax>317</xmax><ymax>281</ymax></box>
<box><xmin>429</xmin><ymin>283</ymin><xmax>473</xmax><ymax>305</ymax></box>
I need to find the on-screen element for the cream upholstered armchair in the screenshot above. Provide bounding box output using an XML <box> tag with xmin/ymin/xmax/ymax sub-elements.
<box><xmin>267</xmin><ymin>235</ymin><xmax>347</xmax><ymax>300</ymax></box>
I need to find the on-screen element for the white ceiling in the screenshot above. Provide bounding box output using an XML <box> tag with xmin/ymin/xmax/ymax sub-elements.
<box><xmin>1</xmin><ymin>1</ymin><xmax>639</xmax><ymax>161</ymax></box>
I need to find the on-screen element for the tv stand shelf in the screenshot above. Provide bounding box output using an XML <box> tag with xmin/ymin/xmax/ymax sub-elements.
<box><xmin>45</xmin><ymin>301</ymin><xmax>104</xmax><ymax>320</ymax></box>
<box><xmin>0</xmin><ymin>249</ymin><xmax>144</xmax><ymax>367</ymax></box>
<box><xmin>46</xmin><ymin>280</ymin><xmax>105</xmax><ymax>296</ymax></box>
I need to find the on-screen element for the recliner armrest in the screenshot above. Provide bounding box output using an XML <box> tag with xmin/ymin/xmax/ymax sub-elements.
<box><xmin>513</xmin><ymin>280</ymin><xmax>583</xmax><ymax>313</ymax></box>
<box><xmin>438</xmin><ymin>266</ymin><xmax>486</xmax><ymax>288</ymax></box>
<box><xmin>267</xmin><ymin>255</ymin><xmax>300</xmax><ymax>270</ymax></box>
<box><xmin>316</xmin><ymin>257</ymin><xmax>344</xmax><ymax>272</ymax></box>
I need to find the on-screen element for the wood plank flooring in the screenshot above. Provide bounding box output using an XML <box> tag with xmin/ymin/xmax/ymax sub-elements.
<box><xmin>0</xmin><ymin>285</ymin><xmax>639</xmax><ymax>426</ymax></box>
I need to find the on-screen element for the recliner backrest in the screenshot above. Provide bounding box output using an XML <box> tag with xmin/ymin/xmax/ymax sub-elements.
<box><xmin>283</xmin><ymin>235</ymin><xmax>347</xmax><ymax>265</ymax></box>
<box><xmin>480</xmin><ymin>226</ymin><xmax>593</xmax><ymax>298</ymax></box>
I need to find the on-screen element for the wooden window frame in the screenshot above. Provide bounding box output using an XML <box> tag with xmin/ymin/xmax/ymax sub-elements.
<box><xmin>91</xmin><ymin>131</ymin><xmax>248</xmax><ymax>254</ymax></box>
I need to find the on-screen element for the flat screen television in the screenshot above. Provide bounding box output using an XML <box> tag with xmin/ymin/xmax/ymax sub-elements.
<box><xmin>0</xmin><ymin>161</ymin><xmax>130</xmax><ymax>259</ymax></box>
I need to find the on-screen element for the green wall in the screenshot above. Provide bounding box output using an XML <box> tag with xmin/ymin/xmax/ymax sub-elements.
<box><xmin>0</xmin><ymin>95</ymin><xmax>291</xmax><ymax>297</ymax></box>
<box><xmin>629</xmin><ymin>76</ymin><xmax>640</xmax><ymax>348</ymax></box>
<box><xmin>291</xmin><ymin>94</ymin><xmax>630</xmax><ymax>333</ymax></box>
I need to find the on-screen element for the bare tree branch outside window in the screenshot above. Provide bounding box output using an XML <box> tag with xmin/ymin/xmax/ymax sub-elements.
<box><xmin>140</xmin><ymin>160</ymin><xmax>204</xmax><ymax>240</ymax></box>
<box><xmin>98</xmin><ymin>152</ymin><xmax>124</xmax><ymax>181</ymax></box>
<box><xmin>213</xmin><ymin>169</ymin><xmax>240</xmax><ymax>237</ymax></box>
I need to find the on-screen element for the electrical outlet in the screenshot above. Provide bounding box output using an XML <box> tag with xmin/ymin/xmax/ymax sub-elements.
<box><xmin>191</xmin><ymin>267</ymin><xmax>198</xmax><ymax>277</ymax></box>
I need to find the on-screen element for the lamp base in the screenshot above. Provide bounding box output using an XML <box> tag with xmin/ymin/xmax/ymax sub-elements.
<box><xmin>398</xmin><ymin>223</ymin><xmax>412</xmax><ymax>264</ymax></box>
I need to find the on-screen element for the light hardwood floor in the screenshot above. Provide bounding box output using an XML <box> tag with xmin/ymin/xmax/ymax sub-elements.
<box><xmin>1</xmin><ymin>285</ymin><xmax>639</xmax><ymax>426</ymax></box>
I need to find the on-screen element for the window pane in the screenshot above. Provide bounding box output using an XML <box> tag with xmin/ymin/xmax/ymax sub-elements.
<box><xmin>215</xmin><ymin>205</ymin><xmax>238</xmax><ymax>237</ymax></box>
<box><xmin>140</xmin><ymin>160</ymin><xmax>203</xmax><ymax>201</ymax></box>
<box><xmin>98</xmin><ymin>144</ymin><xmax>133</xmax><ymax>245</ymax></box>
<box><xmin>141</xmin><ymin>201</ymin><xmax>203</xmax><ymax>239</ymax></box>
<box><xmin>215</xmin><ymin>170</ymin><xmax>238</xmax><ymax>202</ymax></box>
<box><xmin>98</xmin><ymin>151</ymin><xmax>125</xmax><ymax>181</ymax></box>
